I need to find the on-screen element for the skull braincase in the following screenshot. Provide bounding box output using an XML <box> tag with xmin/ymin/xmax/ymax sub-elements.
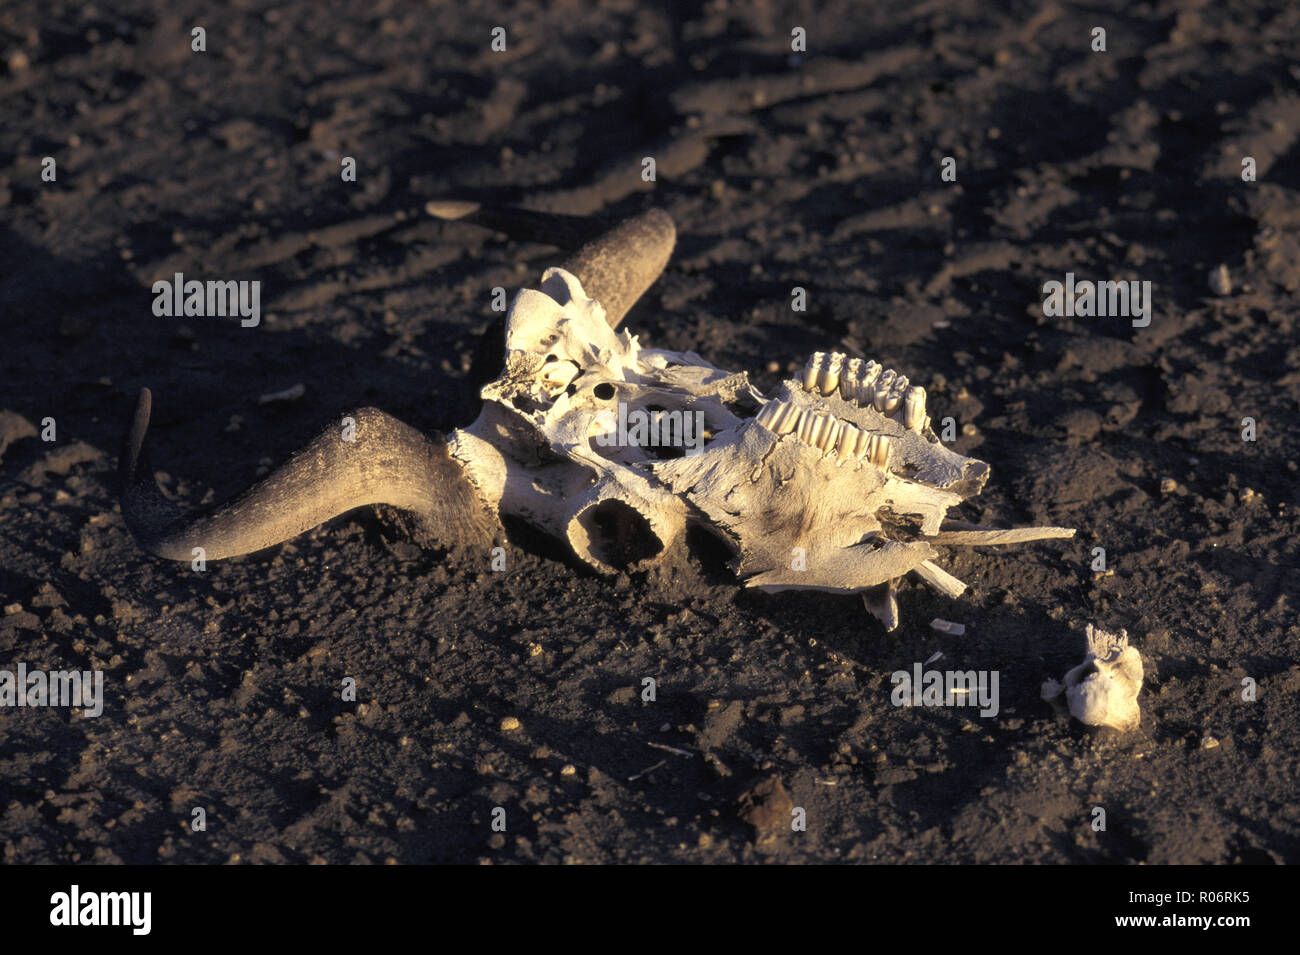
<box><xmin>449</xmin><ymin>267</ymin><xmax>1066</xmax><ymax>625</ymax></box>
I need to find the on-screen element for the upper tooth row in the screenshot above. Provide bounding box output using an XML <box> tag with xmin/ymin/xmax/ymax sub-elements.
<box><xmin>756</xmin><ymin>401</ymin><xmax>892</xmax><ymax>466</ymax></box>
<box><xmin>802</xmin><ymin>351</ymin><xmax>927</xmax><ymax>432</ymax></box>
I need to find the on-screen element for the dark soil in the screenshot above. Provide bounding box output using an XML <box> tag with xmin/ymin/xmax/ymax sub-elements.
<box><xmin>1</xmin><ymin>0</ymin><xmax>1297</xmax><ymax>864</ymax></box>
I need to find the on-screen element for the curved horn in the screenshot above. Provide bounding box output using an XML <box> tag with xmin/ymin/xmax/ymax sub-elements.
<box><xmin>120</xmin><ymin>389</ymin><xmax>497</xmax><ymax>561</ymax></box>
<box><xmin>428</xmin><ymin>203</ymin><xmax>676</xmax><ymax>328</ymax></box>
<box><xmin>556</xmin><ymin>208</ymin><xmax>675</xmax><ymax>328</ymax></box>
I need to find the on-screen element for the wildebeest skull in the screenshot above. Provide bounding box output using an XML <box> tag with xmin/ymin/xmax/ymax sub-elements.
<box><xmin>121</xmin><ymin>206</ymin><xmax>1074</xmax><ymax>630</ymax></box>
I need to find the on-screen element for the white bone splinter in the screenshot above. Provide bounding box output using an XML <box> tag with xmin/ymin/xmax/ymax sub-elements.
<box><xmin>121</xmin><ymin>206</ymin><xmax>1074</xmax><ymax>630</ymax></box>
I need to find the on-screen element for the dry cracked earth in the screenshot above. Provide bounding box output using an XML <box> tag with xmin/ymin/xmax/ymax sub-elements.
<box><xmin>0</xmin><ymin>0</ymin><xmax>1297</xmax><ymax>864</ymax></box>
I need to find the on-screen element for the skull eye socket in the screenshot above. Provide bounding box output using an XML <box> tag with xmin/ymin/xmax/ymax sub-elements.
<box><xmin>545</xmin><ymin>354</ymin><xmax>558</xmax><ymax>362</ymax></box>
<box><xmin>593</xmin><ymin>383</ymin><xmax>616</xmax><ymax>400</ymax></box>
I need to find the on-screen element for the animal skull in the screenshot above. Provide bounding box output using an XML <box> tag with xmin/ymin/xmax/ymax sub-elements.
<box><xmin>449</xmin><ymin>264</ymin><xmax>1073</xmax><ymax>630</ymax></box>
<box><xmin>120</xmin><ymin>206</ymin><xmax>1074</xmax><ymax>631</ymax></box>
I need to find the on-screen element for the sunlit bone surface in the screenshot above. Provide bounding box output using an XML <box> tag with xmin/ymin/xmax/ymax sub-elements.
<box><xmin>121</xmin><ymin>207</ymin><xmax>1075</xmax><ymax>630</ymax></box>
<box><xmin>1041</xmin><ymin>624</ymin><xmax>1144</xmax><ymax>732</ymax></box>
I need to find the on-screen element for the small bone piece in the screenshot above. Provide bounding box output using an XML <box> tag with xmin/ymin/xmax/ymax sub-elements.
<box><xmin>929</xmin><ymin>618</ymin><xmax>966</xmax><ymax>636</ymax></box>
<box><xmin>258</xmin><ymin>383</ymin><xmax>306</xmax><ymax>405</ymax></box>
<box><xmin>1041</xmin><ymin>624</ymin><xmax>1144</xmax><ymax>732</ymax></box>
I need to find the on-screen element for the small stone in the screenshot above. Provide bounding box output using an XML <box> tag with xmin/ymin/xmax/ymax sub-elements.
<box><xmin>1201</xmin><ymin>735</ymin><xmax>1220</xmax><ymax>750</ymax></box>
<box><xmin>500</xmin><ymin>716</ymin><xmax>521</xmax><ymax>732</ymax></box>
<box><xmin>1208</xmin><ymin>265</ymin><xmax>1231</xmax><ymax>296</ymax></box>
<box><xmin>5</xmin><ymin>50</ymin><xmax>29</xmax><ymax>73</ymax></box>
<box><xmin>559</xmin><ymin>764</ymin><xmax>576</xmax><ymax>776</ymax></box>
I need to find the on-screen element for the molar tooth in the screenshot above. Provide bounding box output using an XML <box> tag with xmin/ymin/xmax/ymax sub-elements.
<box><xmin>803</xmin><ymin>412</ymin><xmax>831</xmax><ymax>448</ymax></box>
<box><xmin>774</xmin><ymin>402</ymin><xmax>800</xmax><ymax>434</ymax></box>
<box><xmin>869</xmin><ymin>433</ymin><xmax>893</xmax><ymax>468</ymax></box>
<box><xmin>853</xmin><ymin>429</ymin><xmax>873</xmax><ymax>460</ymax></box>
<box><xmin>802</xmin><ymin>352</ymin><xmax>825</xmax><ymax>392</ymax></box>
<box><xmin>837</xmin><ymin>423</ymin><xmax>861</xmax><ymax>460</ymax></box>
<box><xmin>756</xmin><ymin>401</ymin><xmax>782</xmax><ymax>431</ymax></box>
<box><xmin>904</xmin><ymin>386</ymin><xmax>927</xmax><ymax>431</ymax></box>
<box><xmin>794</xmin><ymin>409</ymin><xmax>816</xmax><ymax>443</ymax></box>
<box><xmin>874</xmin><ymin>369</ymin><xmax>897</xmax><ymax>411</ymax></box>
<box><xmin>882</xmin><ymin>374</ymin><xmax>908</xmax><ymax>414</ymax></box>
<box><xmin>858</xmin><ymin>361</ymin><xmax>881</xmax><ymax>402</ymax></box>
<box><xmin>820</xmin><ymin>418</ymin><xmax>842</xmax><ymax>453</ymax></box>
<box><xmin>818</xmin><ymin>352</ymin><xmax>844</xmax><ymax>396</ymax></box>
<box><xmin>840</xmin><ymin>358</ymin><xmax>863</xmax><ymax>402</ymax></box>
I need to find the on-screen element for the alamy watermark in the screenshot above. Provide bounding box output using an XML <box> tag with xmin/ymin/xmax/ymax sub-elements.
<box><xmin>1042</xmin><ymin>272</ymin><xmax>1151</xmax><ymax>328</ymax></box>
<box><xmin>593</xmin><ymin>402</ymin><xmax>706</xmax><ymax>456</ymax></box>
<box><xmin>152</xmin><ymin>272</ymin><xmax>261</xmax><ymax>327</ymax></box>
<box><xmin>891</xmin><ymin>662</ymin><xmax>1000</xmax><ymax>717</ymax></box>
<box><xmin>50</xmin><ymin>885</ymin><xmax>150</xmax><ymax>935</ymax></box>
<box><xmin>0</xmin><ymin>664</ymin><xmax>104</xmax><ymax>717</ymax></box>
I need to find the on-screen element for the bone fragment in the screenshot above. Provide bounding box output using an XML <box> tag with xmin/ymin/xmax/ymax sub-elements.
<box><xmin>931</xmin><ymin>527</ymin><xmax>1076</xmax><ymax>546</ymax></box>
<box><xmin>913</xmin><ymin>560</ymin><xmax>968</xmax><ymax>597</ymax></box>
<box><xmin>258</xmin><ymin>383</ymin><xmax>306</xmax><ymax>405</ymax></box>
<box><xmin>1041</xmin><ymin>624</ymin><xmax>1144</xmax><ymax>732</ymax></box>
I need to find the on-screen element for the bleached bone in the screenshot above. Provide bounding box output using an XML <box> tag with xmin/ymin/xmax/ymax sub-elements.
<box><xmin>120</xmin><ymin>207</ymin><xmax>1075</xmax><ymax>631</ymax></box>
<box><xmin>1041</xmin><ymin>624</ymin><xmax>1144</xmax><ymax>732</ymax></box>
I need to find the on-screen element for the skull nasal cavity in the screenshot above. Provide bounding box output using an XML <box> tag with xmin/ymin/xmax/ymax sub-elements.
<box><xmin>593</xmin><ymin>383</ymin><xmax>616</xmax><ymax>400</ymax></box>
<box><xmin>577</xmin><ymin>500</ymin><xmax>663</xmax><ymax>568</ymax></box>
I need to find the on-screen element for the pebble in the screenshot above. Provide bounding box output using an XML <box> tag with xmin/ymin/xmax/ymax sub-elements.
<box><xmin>500</xmin><ymin>716</ymin><xmax>521</xmax><ymax>732</ymax></box>
<box><xmin>1209</xmin><ymin>264</ymin><xmax>1232</xmax><ymax>296</ymax></box>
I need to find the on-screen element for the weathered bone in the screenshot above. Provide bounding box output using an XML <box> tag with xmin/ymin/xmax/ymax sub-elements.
<box><xmin>1042</xmin><ymin>624</ymin><xmax>1144</xmax><ymax>732</ymax></box>
<box><xmin>120</xmin><ymin>207</ymin><xmax>1075</xmax><ymax>632</ymax></box>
